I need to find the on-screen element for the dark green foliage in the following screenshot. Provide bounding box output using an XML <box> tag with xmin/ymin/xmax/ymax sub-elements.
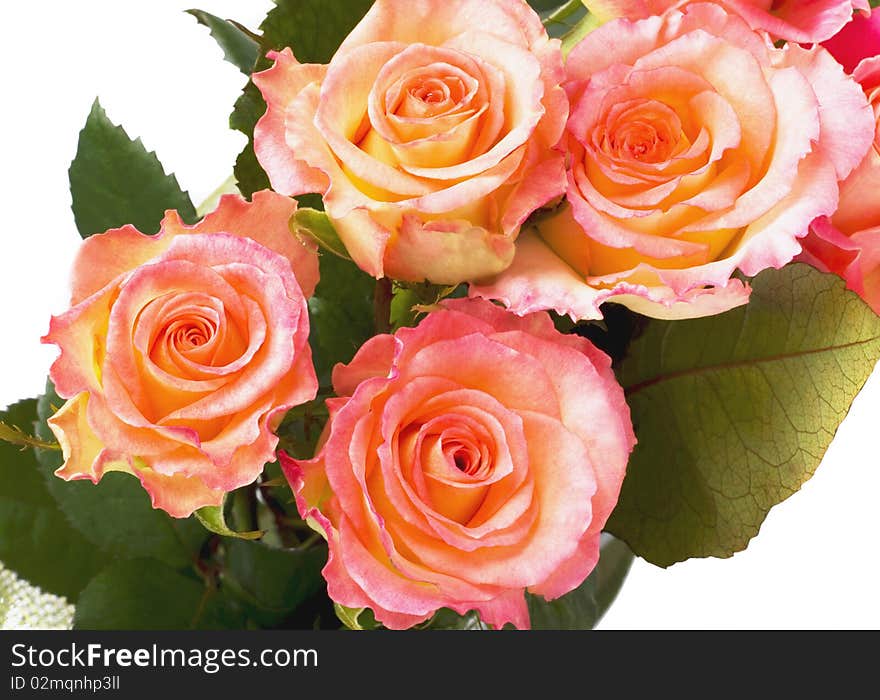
<box><xmin>69</xmin><ymin>100</ymin><xmax>196</xmax><ymax>237</ymax></box>
<box><xmin>609</xmin><ymin>266</ymin><xmax>880</xmax><ymax>566</ymax></box>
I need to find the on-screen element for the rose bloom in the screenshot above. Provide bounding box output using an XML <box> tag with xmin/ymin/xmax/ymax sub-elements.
<box><xmin>282</xmin><ymin>298</ymin><xmax>635</xmax><ymax>629</ymax></box>
<box><xmin>43</xmin><ymin>192</ymin><xmax>319</xmax><ymax>517</ymax></box>
<box><xmin>801</xmin><ymin>10</ymin><xmax>880</xmax><ymax>314</ymax></box>
<box><xmin>254</xmin><ymin>0</ymin><xmax>568</xmax><ymax>285</ymax></box>
<box><xmin>581</xmin><ymin>0</ymin><xmax>871</xmax><ymax>43</ymax></box>
<box><xmin>474</xmin><ymin>4</ymin><xmax>874</xmax><ymax>320</ymax></box>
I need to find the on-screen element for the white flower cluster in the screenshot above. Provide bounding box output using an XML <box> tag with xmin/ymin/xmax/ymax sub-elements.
<box><xmin>0</xmin><ymin>563</ymin><xmax>73</xmax><ymax>630</ymax></box>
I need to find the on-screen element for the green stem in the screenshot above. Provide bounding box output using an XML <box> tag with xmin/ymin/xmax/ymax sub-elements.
<box><xmin>0</xmin><ymin>422</ymin><xmax>61</xmax><ymax>451</ymax></box>
<box><xmin>374</xmin><ymin>278</ymin><xmax>393</xmax><ymax>335</ymax></box>
<box><xmin>300</xmin><ymin>532</ymin><xmax>322</xmax><ymax>550</ymax></box>
<box><xmin>189</xmin><ymin>582</ymin><xmax>214</xmax><ymax>630</ymax></box>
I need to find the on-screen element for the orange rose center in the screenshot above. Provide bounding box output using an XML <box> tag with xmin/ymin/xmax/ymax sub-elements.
<box><xmin>167</xmin><ymin>317</ymin><xmax>215</xmax><ymax>351</ymax></box>
<box><xmin>391</xmin><ymin>411</ymin><xmax>504</xmax><ymax>525</ymax></box>
<box><xmin>397</xmin><ymin>75</ymin><xmax>466</xmax><ymax>118</ymax></box>
<box><xmin>597</xmin><ymin>99</ymin><xmax>684</xmax><ymax>167</ymax></box>
<box><xmin>139</xmin><ymin>292</ymin><xmax>249</xmax><ymax>383</ymax></box>
<box><xmin>382</xmin><ymin>63</ymin><xmax>478</xmax><ymax>132</ymax></box>
<box><xmin>357</xmin><ymin>45</ymin><xmax>498</xmax><ymax>175</ymax></box>
<box><xmin>441</xmin><ymin>435</ymin><xmax>489</xmax><ymax>478</ymax></box>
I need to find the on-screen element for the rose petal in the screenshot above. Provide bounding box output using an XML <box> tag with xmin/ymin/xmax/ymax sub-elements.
<box><xmin>162</xmin><ymin>190</ymin><xmax>320</xmax><ymax>298</ymax></box>
<box><xmin>133</xmin><ymin>464</ymin><xmax>225</xmax><ymax>518</ymax></box>
<box><xmin>253</xmin><ymin>49</ymin><xmax>330</xmax><ymax>198</ymax></box>
<box><xmin>48</xmin><ymin>393</ymin><xmax>130</xmax><ymax>482</ymax></box>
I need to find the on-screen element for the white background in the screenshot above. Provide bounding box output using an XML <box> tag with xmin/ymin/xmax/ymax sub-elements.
<box><xmin>0</xmin><ymin>1</ymin><xmax>877</xmax><ymax>629</ymax></box>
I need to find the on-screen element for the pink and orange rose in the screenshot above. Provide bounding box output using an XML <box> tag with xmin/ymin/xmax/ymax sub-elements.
<box><xmin>254</xmin><ymin>0</ymin><xmax>568</xmax><ymax>285</ymax></box>
<box><xmin>43</xmin><ymin>192</ymin><xmax>319</xmax><ymax>517</ymax></box>
<box><xmin>801</xmin><ymin>10</ymin><xmax>880</xmax><ymax>314</ymax></box>
<box><xmin>581</xmin><ymin>0</ymin><xmax>871</xmax><ymax>43</ymax></box>
<box><xmin>282</xmin><ymin>298</ymin><xmax>635</xmax><ymax>630</ymax></box>
<box><xmin>475</xmin><ymin>4</ymin><xmax>875</xmax><ymax>320</ymax></box>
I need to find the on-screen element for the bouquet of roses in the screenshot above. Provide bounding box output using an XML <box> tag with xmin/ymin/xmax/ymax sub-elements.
<box><xmin>1</xmin><ymin>0</ymin><xmax>878</xmax><ymax>631</ymax></box>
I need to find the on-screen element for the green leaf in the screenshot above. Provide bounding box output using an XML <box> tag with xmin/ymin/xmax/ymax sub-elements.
<box><xmin>0</xmin><ymin>399</ymin><xmax>110</xmax><ymax>601</ymax></box>
<box><xmin>591</xmin><ymin>536</ymin><xmax>635</xmax><ymax>616</ymax></box>
<box><xmin>0</xmin><ymin>399</ymin><xmax>41</xmax><ymax>484</ymax></box>
<box><xmin>535</xmin><ymin>0</ymin><xmax>601</xmax><ymax>54</ymax></box>
<box><xmin>529</xmin><ymin>0</ymin><xmax>566</xmax><ymax>12</ymax></box>
<box><xmin>426</xmin><ymin>609</ymin><xmax>487</xmax><ymax>630</ymax></box>
<box><xmin>560</xmin><ymin>11</ymin><xmax>601</xmax><ymax>56</ymax></box>
<box><xmin>41</xmin><ymin>470</ymin><xmax>208</xmax><ymax>568</ymax></box>
<box><xmin>195</xmin><ymin>502</ymin><xmax>264</xmax><ymax>540</ymax></box>
<box><xmin>187</xmin><ymin>9</ymin><xmax>260</xmax><ymax>74</ymax></box>
<box><xmin>334</xmin><ymin>603</ymin><xmax>361</xmax><ymax>630</ymax></box>
<box><xmin>290</xmin><ymin>208</ymin><xmax>350</xmax><ymax>260</ymax></box>
<box><xmin>230</xmin><ymin>83</ymin><xmax>272</xmax><ymax>198</ymax></box>
<box><xmin>539</xmin><ymin>0</ymin><xmax>588</xmax><ymax>39</ymax></box>
<box><xmin>74</xmin><ymin>559</ymin><xmax>243</xmax><ymax>630</ymax></box>
<box><xmin>276</xmin><ymin>398</ymin><xmax>330</xmax><ymax>461</ymax></box>
<box><xmin>69</xmin><ymin>100</ymin><xmax>197</xmax><ymax>237</ymax></box>
<box><xmin>608</xmin><ymin>265</ymin><xmax>880</xmax><ymax>567</ymax></box>
<box><xmin>308</xmin><ymin>254</ymin><xmax>376</xmax><ymax>383</ymax></box>
<box><xmin>230</xmin><ymin>0</ymin><xmax>374</xmax><ymax>197</ymax></box>
<box><xmin>35</xmin><ymin>383</ymin><xmax>207</xmax><ymax>569</ymax></box>
<box><xmin>259</xmin><ymin>0</ymin><xmax>374</xmax><ymax>64</ymax></box>
<box><xmin>334</xmin><ymin>603</ymin><xmax>379</xmax><ymax>631</ymax></box>
<box><xmin>222</xmin><ymin>540</ymin><xmax>326</xmax><ymax>627</ymax></box>
<box><xmin>295</xmin><ymin>193</ymin><xmax>325</xmax><ymax>211</ymax></box>
<box><xmin>390</xmin><ymin>282</ymin><xmax>465</xmax><ymax>331</ymax></box>
<box><xmin>527</xmin><ymin>534</ymin><xmax>633</xmax><ymax>630</ymax></box>
<box><xmin>390</xmin><ymin>287</ymin><xmax>422</xmax><ymax>331</ymax></box>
